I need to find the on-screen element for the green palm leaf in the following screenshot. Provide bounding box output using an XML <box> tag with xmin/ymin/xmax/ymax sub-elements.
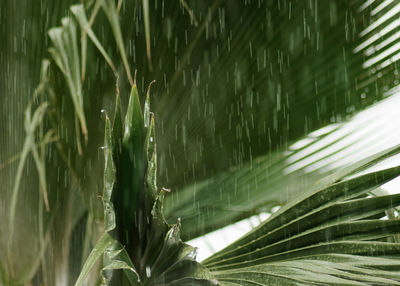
<box><xmin>201</xmin><ymin>159</ymin><xmax>400</xmax><ymax>284</ymax></box>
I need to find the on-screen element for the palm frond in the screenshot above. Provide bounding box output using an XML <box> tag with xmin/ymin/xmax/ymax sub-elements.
<box><xmin>200</xmin><ymin>157</ymin><xmax>400</xmax><ymax>284</ymax></box>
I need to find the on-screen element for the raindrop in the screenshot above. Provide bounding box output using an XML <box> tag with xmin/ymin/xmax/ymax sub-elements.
<box><xmin>146</xmin><ymin>266</ymin><xmax>151</xmax><ymax>278</ymax></box>
<box><xmin>211</xmin><ymin>279</ymin><xmax>219</xmax><ymax>285</ymax></box>
<box><xmin>187</xmin><ymin>247</ymin><xmax>198</xmax><ymax>260</ymax></box>
<box><xmin>169</xmin><ymin>228</ymin><xmax>175</xmax><ymax>239</ymax></box>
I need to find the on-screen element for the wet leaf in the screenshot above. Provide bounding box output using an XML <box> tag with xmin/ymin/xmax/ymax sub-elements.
<box><xmin>48</xmin><ymin>17</ymin><xmax>87</xmax><ymax>140</ymax></box>
<box><xmin>74</xmin><ymin>232</ymin><xmax>114</xmax><ymax>286</ymax></box>
<box><xmin>101</xmin><ymin>0</ymin><xmax>133</xmax><ymax>85</ymax></box>
<box><xmin>70</xmin><ymin>4</ymin><xmax>117</xmax><ymax>76</ymax></box>
<box><xmin>8</xmin><ymin>101</ymin><xmax>48</xmax><ymax>248</ymax></box>
<box><xmin>202</xmin><ymin>162</ymin><xmax>400</xmax><ymax>284</ymax></box>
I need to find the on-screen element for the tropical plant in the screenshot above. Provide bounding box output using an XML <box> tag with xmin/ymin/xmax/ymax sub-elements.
<box><xmin>76</xmin><ymin>81</ymin><xmax>400</xmax><ymax>285</ymax></box>
<box><xmin>2</xmin><ymin>0</ymin><xmax>400</xmax><ymax>285</ymax></box>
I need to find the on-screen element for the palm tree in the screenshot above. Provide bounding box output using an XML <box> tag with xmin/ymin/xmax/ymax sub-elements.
<box><xmin>1</xmin><ymin>0</ymin><xmax>400</xmax><ymax>285</ymax></box>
